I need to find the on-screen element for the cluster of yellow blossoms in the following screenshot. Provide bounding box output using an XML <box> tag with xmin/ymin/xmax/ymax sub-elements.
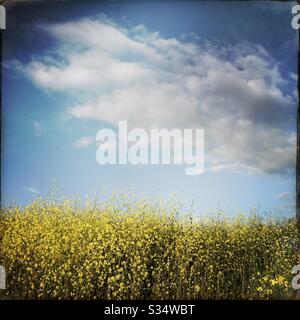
<box><xmin>0</xmin><ymin>195</ymin><xmax>298</xmax><ymax>299</ymax></box>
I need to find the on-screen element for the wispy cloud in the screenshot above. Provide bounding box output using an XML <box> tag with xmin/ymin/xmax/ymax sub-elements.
<box><xmin>33</xmin><ymin>120</ymin><xmax>46</xmax><ymax>137</ymax></box>
<box><xmin>11</xmin><ymin>16</ymin><xmax>297</xmax><ymax>175</ymax></box>
<box><xmin>276</xmin><ymin>191</ymin><xmax>295</xmax><ymax>201</ymax></box>
<box><xmin>23</xmin><ymin>186</ymin><xmax>40</xmax><ymax>195</ymax></box>
<box><xmin>275</xmin><ymin>191</ymin><xmax>296</xmax><ymax>214</ymax></box>
<box><xmin>72</xmin><ymin>136</ymin><xmax>94</xmax><ymax>149</ymax></box>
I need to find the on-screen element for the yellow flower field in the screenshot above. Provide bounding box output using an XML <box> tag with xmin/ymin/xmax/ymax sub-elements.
<box><xmin>0</xmin><ymin>196</ymin><xmax>299</xmax><ymax>300</ymax></box>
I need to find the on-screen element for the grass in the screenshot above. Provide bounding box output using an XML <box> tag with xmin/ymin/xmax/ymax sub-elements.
<box><xmin>0</xmin><ymin>194</ymin><xmax>299</xmax><ymax>300</ymax></box>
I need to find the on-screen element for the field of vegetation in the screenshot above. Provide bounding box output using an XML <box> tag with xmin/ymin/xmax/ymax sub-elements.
<box><xmin>0</xmin><ymin>194</ymin><xmax>299</xmax><ymax>300</ymax></box>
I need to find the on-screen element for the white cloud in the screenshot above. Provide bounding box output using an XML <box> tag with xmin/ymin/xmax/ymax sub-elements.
<box><xmin>276</xmin><ymin>192</ymin><xmax>290</xmax><ymax>201</ymax></box>
<box><xmin>13</xmin><ymin>17</ymin><xmax>297</xmax><ymax>175</ymax></box>
<box><xmin>72</xmin><ymin>136</ymin><xmax>94</xmax><ymax>149</ymax></box>
<box><xmin>276</xmin><ymin>191</ymin><xmax>295</xmax><ymax>202</ymax></box>
<box><xmin>33</xmin><ymin>120</ymin><xmax>46</xmax><ymax>137</ymax></box>
<box><xmin>24</xmin><ymin>186</ymin><xmax>39</xmax><ymax>195</ymax></box>
<box><xmin>275</xmin><ymin>192</ymin><xmax>296</xmax><ymax>214</ymax></box>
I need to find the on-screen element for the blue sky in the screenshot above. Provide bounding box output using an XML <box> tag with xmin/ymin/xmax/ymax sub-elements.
<box><xmin>1</xmin><ymin>1</ymin><xmax>298</xmax><ymax>217</ymax></box>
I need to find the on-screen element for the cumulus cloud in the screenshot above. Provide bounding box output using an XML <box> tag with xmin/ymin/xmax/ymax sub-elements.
<box><xmin>72</xmin><ymin>136</ymin><xmax>94</xmax><ymax>149</ymax></box>
<box><xmin>12</xmin><ymin>17</ymin><xmax>297</xmax><ymax>175</ymax></box>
